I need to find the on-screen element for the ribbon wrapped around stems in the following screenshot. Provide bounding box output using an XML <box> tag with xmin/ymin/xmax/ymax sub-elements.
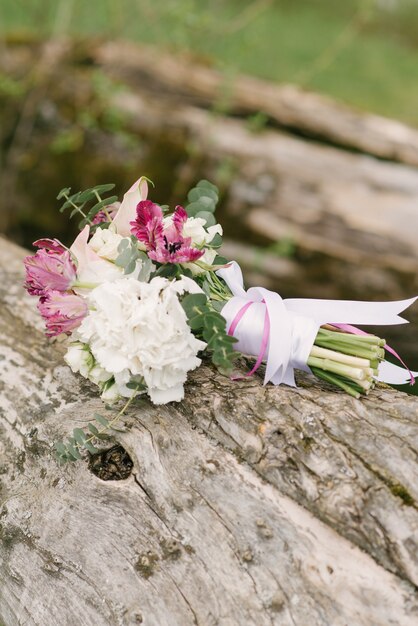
<box><xmin>217</xmin><ymin>261</ymin><xmax>418</xmax><ymax>387</ymax></box>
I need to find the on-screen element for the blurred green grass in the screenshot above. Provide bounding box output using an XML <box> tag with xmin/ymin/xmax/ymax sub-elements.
<box><xmin>1</xmin><ymin>0</ymin><xmax>418</xmax><ymax>124</ymax></box>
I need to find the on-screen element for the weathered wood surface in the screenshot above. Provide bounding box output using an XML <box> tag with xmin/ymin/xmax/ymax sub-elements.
<box><xmin>1</xmin><ymin>240</ymin><xmax>418</xmax><ymax>626</ymax></box>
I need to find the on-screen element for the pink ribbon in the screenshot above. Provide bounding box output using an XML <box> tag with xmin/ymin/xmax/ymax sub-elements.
<box><xmin>332</xmin><ymin>323</ymin><xmax>415</xmax><ymax>385</ymax></box>
<box><xmin>228</xmin><ymin>300</ymin><xmax>270</xmax><ymax>378</ymax></box>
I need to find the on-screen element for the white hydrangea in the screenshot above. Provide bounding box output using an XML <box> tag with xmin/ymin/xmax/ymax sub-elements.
<box><xmin>73</xmin><ymin>276</ymin><xmax>206</xmax><ymax>404</ymax></box>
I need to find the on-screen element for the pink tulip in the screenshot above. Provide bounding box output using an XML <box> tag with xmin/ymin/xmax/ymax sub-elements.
<box><xmin>38</xmin><ymin>291</ymin><xmax>88</xmax><ymax>337</ymax></box>
<box><xmin>24</xmin><ymin>243</ymin><xmax>77</xmax><ymax>297</ymax></box>
<box><xmin>92</xmin><ymin>203</ymin><xmax>120</xmax><ymax>225</ymax></box>
<box><xmin>33</xmin><ymin>238</ymin><xmax>67</xmax><ymax>254</ymax></box>
<box><xmin>131</xmin><ymin>201</ymin><xmax>204</xmax><ymax>264</ymax></box>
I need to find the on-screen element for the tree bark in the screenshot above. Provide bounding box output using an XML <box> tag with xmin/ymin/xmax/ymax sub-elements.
<box><xmin>1</xmin><ymin>237</ymin><xmax>418</xmax><ymax>626</ymax></box>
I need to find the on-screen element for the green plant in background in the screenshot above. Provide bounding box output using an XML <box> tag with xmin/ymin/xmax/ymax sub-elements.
<box><xmin>0</xmin><ymin>72</ymin><xmax>26</xmax><ymax>98</ymax></box>
<box><xmin>50</xmin><ymin>69</ymin><xmax>141</xmax><ymax>154</ymax></box>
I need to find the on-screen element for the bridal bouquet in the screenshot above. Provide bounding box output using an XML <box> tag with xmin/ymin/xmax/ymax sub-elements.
<box><xmin>24</xmin><ymin>177</ymin><xmax>417</xmax><ymax>462</ymax></box>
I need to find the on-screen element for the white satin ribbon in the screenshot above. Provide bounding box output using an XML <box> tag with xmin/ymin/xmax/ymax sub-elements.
<box><xmin>217</xmin><ymin>261</ymin><xmax>418</xmax><ymax>387</ymax></box>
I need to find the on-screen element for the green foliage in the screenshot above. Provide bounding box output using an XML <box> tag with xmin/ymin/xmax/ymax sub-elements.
<box><xmin>0</xmin><ymin>72</ymin><xmax>27</xmax><ymax>99</ymax></box>
<box><xmin>50</xmin><ymin>127</ymin><xmax>84</xmax><ymax>154</ymax></box>
<box><xmin>181</xmin><ymin>292</ymin><xmax>238</xmax><ymax>374</ymax></box>
<box><xmin>115</xmin><ymin>237</ymin><xmax>153</xmax><ymax>278</ymax></box>
<box><xmin>57</xmin><ymin>184</ymin><xmax>117</xmax><ymax>229</ymax></box>
<box><xmin>246</xmin><ymin>111</ymin><xmax>269</xmax><ymax>134</ymax></box>
<box><xmin>185</xmin><ymin>180</ymin><xmax>219</xmax><ymax>221</ymax></box>
<box><xmin>55</xmin><ymin>385</ymin><xmax>144</xmax><ymax>464</ymax></box>
<box><xmin>55</xmin><ymin>426</ymin><xmax>101</xmax><ymax>463</ymax></box>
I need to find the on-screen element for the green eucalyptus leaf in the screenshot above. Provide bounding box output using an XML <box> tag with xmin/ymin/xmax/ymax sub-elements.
<box><xmin>181</xmin><ymin>293</ymin><xmax>208</xmax><ymax>319</ymax></box>
<box><xmin>195</xmin><ymin>211</ymin><xmax>217</xmax><ymax>227</ymax></box>
<box><xmin>55</xmin><ymin>441</ymin><xmax>67</xmax><ymax>455</ymax></box>
<box><xmin>87</xmin><ymin>196</ymin><xmax>118</xmax><ymax>219</ymax></box>
<box><xmin>194</xmin><ymin>196</ymin><xmax>216</xmax><ymax>211</ymax></box>
<box><xmin>84</xmin><ymin>441</ymin><xmax>100</xmax><ymax>454</ymax></box>
<box><xmin>94</xmin><ymin>413</ymin><xmax>110</xmax><ymax>427</ymax></box>
<box><xmin>124</xmin><ymin>259</ymin><xmax>137</xmax><ymax>275</ymax></box>
<box><xmin>188</xmin><ymin>314</ymin><xmax>206</xmax><ymax>330</ymax></box>
<box><xmin>118</xmin><ymin>239</ymin><xmax>130</xmax><ymax>252</ymax></box>
<box><xmin>73</xmin><ymin>428</ymin><xmax>87</xmax><ymax>446</ymax></box>
<box><xmin>185</xmin><ymin>201</ymin><xmax>205</xmax><ymax>217</ymax></box>
<box><xmin>154</xmin><ymin>264</ymin><xmax>179</xmax><ymax>278</ymax></box>
<box><xmin>88</xmin><ymin>423</ymin><xmax>100</xmax><ymax>436</ymax></box>
<box><xmin>137</xmin><ymin>258</ymin><xmax>154</xmax><ymax>282</ymax></box>
<box><xmin>209</xmin><ymin>233</ymin><xmax>223</xmax><ymax>248</ymax></box>
<box><xmin>214</xmin><ymin>255</ymin><xmax>228</xmax><ymax>266</ymax></box>
<box><xmin>196</xmin><ymin>179</ymin><xmax>218</xmax><ymax>193</ymax></box>
<box><xmin>203</xmin><ymin>311</ymin><xmax>225</xmax><ymax>328</ymax></box>
<box><xmin>187</xmin><ymin>187</ymin><xmax>218</xmax><ymax>203</ymax></box>
<box><xmin>57</xmin><ymin>187</ymin><xmax>71</xmax><ymax>200</ymax></box>
<box><xmin>94</xmin><ymin>183</ymin><xmax>116</xmax><ymax>194</ymax></box>
<box><xmin>66</xmin><ymin>443</ymin><xmax>82</xmax><ymax>460</ymax></box>
<box><xmin>77</xmin><ymin>188</ymin><xmax>96</xmax><ymax>202</ymax></box>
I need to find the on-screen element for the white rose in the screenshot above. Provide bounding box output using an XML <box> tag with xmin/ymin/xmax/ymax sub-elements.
<box><xmin>89</xmin><ymin>365</ymin><xmax>113</xmax><ymax>385</ymax></box>
<box><xmin>164</xmin><ymin>215</ymin><xmax>222</xmax><ymax>247</ymax></box>
<box><xmin>76</xmin><ymin>276</ymin><xmax>206</xmax><ymax>405</ymax></box>
<box><xmin>101</xmin><ymin>382</ymin><xmax>120</xmax><ymax>403</ymax></box>
<box><xmin>89</xmin><ymin>227</ymin><xmax>125</xmax><ymax>261</ymax></box>
<box><xmin>64</xmin><ymin>342</ymin><xmax>93</xmax><ymax>377</ymax></box>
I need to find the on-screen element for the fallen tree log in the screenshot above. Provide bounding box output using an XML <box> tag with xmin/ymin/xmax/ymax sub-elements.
<box><xmin>1</xmin><ymin>239</ymin><xmax>418</xmax><ymax>626</ymax></box>
<box><xmin>96</xmin><ymin>41</ymin><xmax>418</xmax><ymax>168</ymax></box>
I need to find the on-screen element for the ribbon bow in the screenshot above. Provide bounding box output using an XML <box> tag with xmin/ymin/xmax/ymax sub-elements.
<box><xmin>217</xmin><ymin>261</ymin><xmax>417</xmax><ymax>387</ymax></box>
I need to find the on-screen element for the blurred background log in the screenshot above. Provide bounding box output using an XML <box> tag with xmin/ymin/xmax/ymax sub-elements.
<box><xmin>2</xmin><ymin>39</ymin><xmax>418</xmax><ymax>299</ymax></box>
<box><xmin>1</xmin><ymin>237</ymin><xmax>418</xmax><ymax>626</ymax></box>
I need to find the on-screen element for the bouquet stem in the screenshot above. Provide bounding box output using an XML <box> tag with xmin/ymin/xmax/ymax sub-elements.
<box><xmin>309</xmin><ymin>327</ymin><xmax>385</xmax><ymax>398</ymax></box>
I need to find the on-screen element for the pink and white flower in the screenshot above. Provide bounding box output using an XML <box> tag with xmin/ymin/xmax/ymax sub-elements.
<box><xmin>112</xmin><ymin>176</ymin><xmax>148</xmax><ymax>236</ymax></box>
<box><xmin>70</xmin><ymin>225</ymin><xmax>123</xmax><ymax>289</ymax></box>
<box><xmin>130</xmin><ymin>201</ymin><xmax>204</xmax><ymax>264</ymax></box>
<box><xmin>24</xmin><ymin>242</ymin><xmax>77</xmax><ymax>297</ymax></box>
<box><xmin>92</xmin><ymin>202</ymin><xmax>120</xmax><ymax>225</ymax></box>
<box><xmin>38</xmin><ymin>291</ymin><xmax>88</xmax><ymax>337</ymax></box>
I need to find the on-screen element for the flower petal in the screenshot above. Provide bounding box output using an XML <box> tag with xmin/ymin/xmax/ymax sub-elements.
<box><xmin>130</xmin><ymin>200</ymin><xmax>164</xmax><ymax>250</ymax></box>
<box><xmin>112</xmin><ymin>176</ymin><xmax>148</xmax><ymax>236</ymax></box>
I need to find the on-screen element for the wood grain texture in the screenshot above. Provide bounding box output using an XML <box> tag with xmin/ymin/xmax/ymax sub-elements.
<box><xmin>1</xmin><ymin>237</ymin><xmax>418</xmax><ymax>626</ymax></box>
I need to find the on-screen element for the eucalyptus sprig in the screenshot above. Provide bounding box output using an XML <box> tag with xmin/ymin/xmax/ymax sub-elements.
<box><xmin>57</xmin><ymin>184</ymin><xmax>118</xmax><ymax>230</ymax></box>
<box><xmin>115</xmin><ymin>237</ymin><xmax>154</xmax><ymax>281</ymax></box>
<box><xmin>185</xmin><ymin>179</ymin><xmax>220</xmax><ymax>227</ymax></box>
<box><xmin>54</xmin><ymin>384</ymin><xmax>143</xmax><ymax>464</ymax></box>
<box><xmin>181</xmin><ymin>292</ymin><xmax>238</xmax><ymax>374</ymax></box>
